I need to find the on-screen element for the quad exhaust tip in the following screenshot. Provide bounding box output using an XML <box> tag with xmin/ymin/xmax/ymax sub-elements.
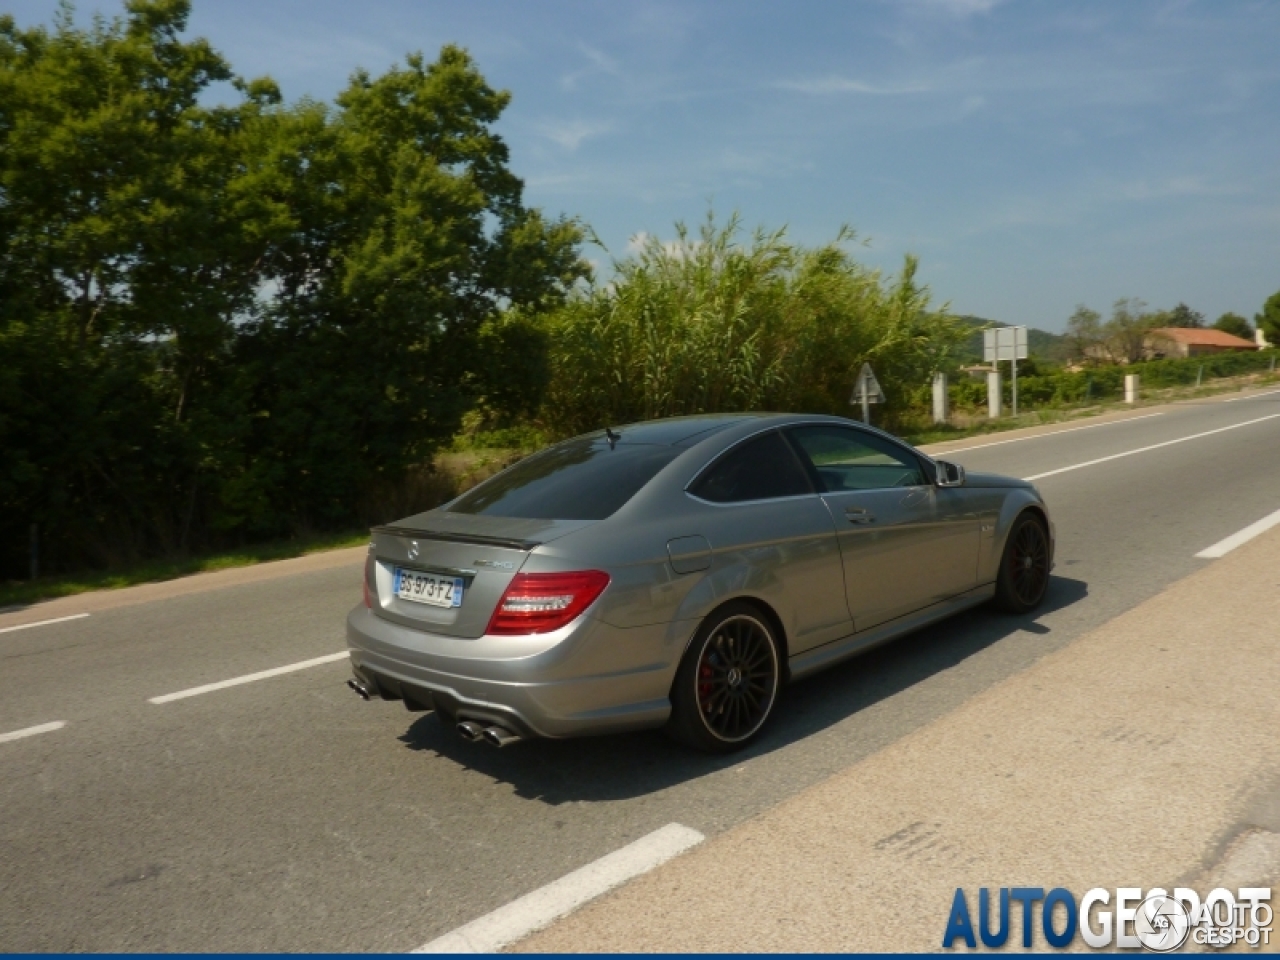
<box><xmin>482</xmin><ymin>725</ymin><xmax>522</xmax><ymax>748</ymax></box>
<box><xmin>456</xmin><ymin>720</ymin><xmax>522</xmax><ymax>747</ymax></box>
<box><xmin>346</xmin><ymin>678</ymin><xmax>371</xmax><ymax>701</ymax></box>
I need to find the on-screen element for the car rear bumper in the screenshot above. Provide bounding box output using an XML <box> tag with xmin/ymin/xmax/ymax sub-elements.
<box><xmin>345</xmin><ymin>605</ymin><xmax>692</xmax><ymax>739</ymax></box>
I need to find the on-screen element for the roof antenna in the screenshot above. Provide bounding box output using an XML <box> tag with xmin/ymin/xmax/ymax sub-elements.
<box><xmin>605</xmin><ymin>427</ymin><xmax>620</xmax><ymax>448</ymax></box>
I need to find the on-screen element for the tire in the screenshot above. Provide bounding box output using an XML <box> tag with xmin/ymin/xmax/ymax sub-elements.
<box><xmin>993</xmin><ymin>512</ymin><xmax>1051</xmax><ymax>613</ymax></box>
<box><xmin>666</xmin><ymin>601</ymin><xmax>782</xmax><ymax>753</ymax></box>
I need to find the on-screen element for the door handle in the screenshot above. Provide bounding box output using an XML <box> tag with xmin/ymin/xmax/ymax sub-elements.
<box><xmin>844</xmin><ymin>507</ymin><xmax>875</xmax><ymax>524</ymax></box>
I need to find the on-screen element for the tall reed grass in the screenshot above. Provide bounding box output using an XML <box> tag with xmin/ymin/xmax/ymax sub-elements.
<box><xmin>537</xmin><ymin>212</ymin><xmax>967</xmax><ymax>436</ymax></box>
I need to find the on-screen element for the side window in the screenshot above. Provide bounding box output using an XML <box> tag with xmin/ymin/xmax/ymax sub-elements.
<box><xmin>788</xmin><ymin>425</ymin><xmax>926</xmax><ymax>491</ymax></box>
<box><xmin>689</xmin><ymin>430</ymin><xmax>814</xmax><ymax>503</ymax></box>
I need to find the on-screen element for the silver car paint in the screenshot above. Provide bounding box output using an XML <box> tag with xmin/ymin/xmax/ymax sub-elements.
<box><xmin>345</xmin><ymin>413</ymin><xmax>1054</xmax><ymax>739</ymax></box>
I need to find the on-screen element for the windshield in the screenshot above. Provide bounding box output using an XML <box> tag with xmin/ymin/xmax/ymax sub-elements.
<box><xmin>447</xmin><ymin>438</ymin><xmax>681</xmax><ymax>520</ymax></box>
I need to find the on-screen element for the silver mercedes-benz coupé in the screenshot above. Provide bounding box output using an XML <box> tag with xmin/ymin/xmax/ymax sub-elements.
<box><xmin>346</xmin><ymin>413</ymin><xmax>1053</xmax><ymax>752</ymax></box>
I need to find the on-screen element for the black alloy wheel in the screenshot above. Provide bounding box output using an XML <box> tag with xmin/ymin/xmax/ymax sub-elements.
<box><xmin>667</xmin><ymin>602</ymin><xmax>781</xmax><ymax>753</ymax></box>
<box><xmin>994</xmin><ymin>513</ymin><xmax>1051</xmax><ymax>613</ymax></box>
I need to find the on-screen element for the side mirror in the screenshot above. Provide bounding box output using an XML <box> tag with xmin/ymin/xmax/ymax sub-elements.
<box><xmin>935</xmin><ymin>459</ymin><xmax>965</xmax><ymax>487</ymax></box>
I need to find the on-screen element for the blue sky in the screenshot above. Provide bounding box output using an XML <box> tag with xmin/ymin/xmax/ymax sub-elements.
<box><xmin>11</xmin><ymin>0</ymin><xmax>1280</xmax><ymax>331</ymax></box>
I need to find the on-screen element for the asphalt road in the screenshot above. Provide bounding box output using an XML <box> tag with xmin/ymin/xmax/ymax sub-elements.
<box><xmin>2</xmin><ymin>392</ymin><xmax>1279</xmax><ymax>951</ymax></box>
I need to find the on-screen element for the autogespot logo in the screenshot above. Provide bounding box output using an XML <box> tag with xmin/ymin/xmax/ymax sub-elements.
<box><xmin>942</xmin><ymin>886</ymin><xmax>1273</xmax><ymax>951</ymax></box>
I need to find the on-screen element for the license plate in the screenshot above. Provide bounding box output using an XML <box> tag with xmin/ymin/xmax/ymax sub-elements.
<box><xmin>393</xmin><ymin>567</ymin><xmax>464</xmax><ymax>608</ymax></box>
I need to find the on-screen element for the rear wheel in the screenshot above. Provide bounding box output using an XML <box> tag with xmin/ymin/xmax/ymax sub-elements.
<box><xmin>667</xmin><ymin>602</ymin><xmax>781</xmax><ymax>753</ymax></box>
<box><xmin>994</xmin><ymin>512</ymin><xmax>1050</xmax><ymax>613</ymax></box>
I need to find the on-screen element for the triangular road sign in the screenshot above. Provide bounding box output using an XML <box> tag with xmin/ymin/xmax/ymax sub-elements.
<box><xmin>850</xmin><ymin>362</ymin><xmax>886</xmax><ymax>404</ymax></box>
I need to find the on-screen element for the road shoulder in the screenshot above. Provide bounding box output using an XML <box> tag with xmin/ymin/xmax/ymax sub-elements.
<box><xmin>0</xmin><ymin>545</ymin><xmax>366</xmax><ymax>630</ymax></box>
<box><xmin>514</xmin><ymin>526</ymin><xmax>1280</xmax><ymax>952</ymax></box>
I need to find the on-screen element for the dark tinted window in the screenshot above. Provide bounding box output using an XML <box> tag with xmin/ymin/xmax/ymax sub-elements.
<box><xmin>788</xmin><ymin>425</ymin><xmax>926</xmax><ymax>491</ymax></box>
<box><xmin>449</xmin><ymin>439</ymin><xmax>681</xmax><ymax>520</ymax></box>
<box><xmin>689</xmin><ymin>430</ymin><xmax>814</xmax><ymax>503</ymax></box>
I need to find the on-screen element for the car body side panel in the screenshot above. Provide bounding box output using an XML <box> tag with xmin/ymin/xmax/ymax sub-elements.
<box><xmin>788</xmin><ymin>583</ymin><xmax>996</xmax><ymax>681</ymax></box>
<box><xmin>979</xmin><ymin>487</ymin><xmax>1055</xmax><ymax>583</ymax></box>
<box><xmin>688</xmin><ymin>494</ymin><xmax>850</xmax><ymax>655</ymax></box>
<box><xmin>932</xmin><ymin>486</ymin><xmax>986</xmax><ymax>589</ymax></box>
<box><xmin>820</xmin><ymin>484</ymin><xmax>983</xmax><ymax>631</ymax></box>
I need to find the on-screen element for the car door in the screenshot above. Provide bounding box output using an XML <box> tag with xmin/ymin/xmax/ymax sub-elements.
<box><xmin>786</xmin><ymin>424</ymin><xmax>980</xmax><ymax>632</ymax></box>
<box><xmin>688</xmin><ymin>429</ymin><xmax>852</xmax><ymax>655</ymax></box>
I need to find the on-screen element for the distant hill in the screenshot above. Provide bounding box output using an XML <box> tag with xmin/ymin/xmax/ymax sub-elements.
<box><xmin>954</xmin><ymin>315</ymin><xmax>1070</xmax><ymax>365</ymax></box>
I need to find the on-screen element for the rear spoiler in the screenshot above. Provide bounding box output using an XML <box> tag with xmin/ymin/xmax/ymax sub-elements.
<box><xmin>370</xmin><ymin>525</ymin><xmax>538</xmax><ymax>552</ymax></box>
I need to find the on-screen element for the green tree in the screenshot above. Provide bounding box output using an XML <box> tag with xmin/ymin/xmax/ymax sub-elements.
<box><xmin>0</xmin><ymin>2</ymin><xmax>587</xmax><ymax>576</ymax></box>
<box><xmin>1256</xmin><ymin>291</ymin><xmax>1280</xmax><ymax>348</ymax></box>
<box><xmin>1161</xmin><ymin>302</ymin><xmax>1204</xmax><ymax>328</ymax></box>
<box><xmin>1103</xmin><ymin>298</ymin><xmax>1160</xmax><ymax>364</ymax></box>
<box><xmin>1065</xmin><ymin>306</ymin><xmax>1104</xmax><ymax>363</ymax></box>
<box><xmin>229</xmin><ymin>46</ymin><xmax>586</xmax><ymax>533</ymax></box>
<box><xmin>1212</xmin><ymin>312</ymin><xmax>1253</xmax><ymax>341</ymax></box>
<box><xmin>0</xmin><ymin>0</ymin><xmax>280</xmax><ymax>570</ymax></box>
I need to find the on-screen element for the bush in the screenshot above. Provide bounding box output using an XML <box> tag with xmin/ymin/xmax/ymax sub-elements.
<box><xmin>536</xmin><ymin>213</ymin><xmax>968</xmax><ymax>437</ymax></box>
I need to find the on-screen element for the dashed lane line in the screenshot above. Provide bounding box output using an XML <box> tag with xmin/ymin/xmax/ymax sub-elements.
<box><xmin>0</xmin><ymin>721</ymin><xmax>66</xmax><ymax>744</ymax></box>
<box><xmin>414</xmin><ymin>823</ymin><xmax>706</xmax><ymax>953</ymax></box>
<box><xmin>1022</xmin><ymin>413</ymin><xmax>1280</xmax><ymax>483</ymax></box>
<box><xmin>0</xmin><ymin>613</ymin><xmax>90</xmax><ymax>635</ymax></box>
<box><xmin>1195</xmin><ymin>507</ymin><xmax>1280</xmax><ymax>559</ymax></box>
<box><xmin>148</xmin><ymin>651</ymin><xmax>350</xmax><ymax>704</ymax></box>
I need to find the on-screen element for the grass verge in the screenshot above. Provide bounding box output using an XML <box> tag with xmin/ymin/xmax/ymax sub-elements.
<box><xmin>902</xmin><ymin>368</ymin><xmax>1279</xmax><ymax>447</ymax></box>
<box><xmin>5</xmin><ymin>368</ymin><xmax>1274</xmax><ymax>610</ymax></box>
<box><xmin>0</xmin><ymin>530</ymin><xmax>370</xmax><ymax>611</ymax></box>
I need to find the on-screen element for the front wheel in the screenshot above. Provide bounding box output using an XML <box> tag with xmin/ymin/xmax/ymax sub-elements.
<box><xmin>993</xmin><ymin>512</ymin><xmax>1051</xmax><ymax>613</ymax></box>
<box><xmin>666</xmin><ymin>602</ymin><xmax>781</xmax><ymax>753</ymax></box>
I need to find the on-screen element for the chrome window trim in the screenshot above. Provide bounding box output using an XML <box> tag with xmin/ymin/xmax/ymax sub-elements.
<box><xmin>684</xmin><ymin>490</ymin><xmax>824</xmax><ymax>508</ymax></box>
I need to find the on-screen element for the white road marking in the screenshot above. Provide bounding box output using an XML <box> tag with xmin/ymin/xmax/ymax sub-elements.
<box><xmin>414</xmin><ymin>823</ymin><xmax>706</xmax><ymax>953</ymax></box>
<box><xmin>148</xmin><ymin>651</ymin><xmax>349</xmax><ymax>704</ymax></box>
<box><xmin>0</xmin><ymin>613</ymin><xmax>90</xmax><ymax>635</ymax></box>
<box><xmin>940</xmin><ymin>412</ymin><xmax>1164</xmax><ymax>453</ymax></box>
<box><xmin>0</xmin><ymin>721</ymin><xmax>66</xmax><ymax>744</ymax></box>
<box><xmin>1223</xmin><ymin>387</ymin><xmax>1280</xmax><ymax>402</ymax></box>
<box><xmin>1022</xmin><ymin>412</ymin><xmax>1280</xmax><ymax>483</ymax></box>
<box><xmin>1195</xmin><ymin>507</ymin><xmax>1280</xmax><ymax>559</ymax></box>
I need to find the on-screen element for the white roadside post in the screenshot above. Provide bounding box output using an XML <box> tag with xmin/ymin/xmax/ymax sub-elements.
<box><xmin>983</xmin><ymin>326</ymin><xmax>1027</xmax><ymax>419</ymax></box>
<box><xmin>931</xmin><ymin>371</ymin><xmax>949</xmax><ymax>424</ymax></box>
<box><xmin>1125</xmin><ymin>373</ymin><xmax>1140</xmax><ymax>404</ymax></box>
<box><xmin>850</xmin><ymin>362</ymin><xmax>886</xmax><ymax>425</ymax></box>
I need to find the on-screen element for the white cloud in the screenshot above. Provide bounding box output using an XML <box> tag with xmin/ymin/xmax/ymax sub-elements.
<box><xmin>902</xmin><ymin>0</ymin><xmax>1007</xmax><ymax>17</ymax></box>
<box><xmin>777</xmin><ymin>75</ymin><xmax>931</xmax><ymax>96</ymax></box>
<box><xmin>1122</xmin><ymin>176</ymin><xmax>1244</xmax><ymax>201</ymax></box>
<box><xmin>534</xmin><ymin>120</ymin><xmax>613</xmax><ymax>152</ymax></box>
<box><xmin>560</xmin><ymin>43</ymin><xmax>623</xmax><ymax>92</ymax></box>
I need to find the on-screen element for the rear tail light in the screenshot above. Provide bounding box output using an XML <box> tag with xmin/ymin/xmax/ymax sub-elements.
<box><xmin>487</xmin><ymin>570</ymin><xmax>610</xmax><ymax>635</ymax></box>
<box><xmin>363</xmin><ymin>552</ymin><xmax>374</xmax><ymax>608</ymax></box>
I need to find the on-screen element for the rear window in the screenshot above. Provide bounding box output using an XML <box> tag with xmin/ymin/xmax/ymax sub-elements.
<box><xmin>447</xmin><ymin>439</ymin><xmax>681</xmax><ymax>520</ymax></box>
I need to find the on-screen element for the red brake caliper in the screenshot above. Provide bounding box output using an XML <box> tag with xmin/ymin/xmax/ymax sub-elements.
<box><xmin>698</xmin><ymin>661</ymin><xmax>714</xmax><ymax>712</ymax></box>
